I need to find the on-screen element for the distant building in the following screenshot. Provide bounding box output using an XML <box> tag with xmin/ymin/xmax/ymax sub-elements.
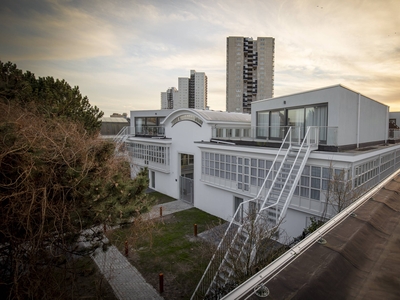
<box><xmin>110</xmin><ymin>112</ymin><xmax>128</xmax><ymax>119</ymax></box>
<box><xmin>100</xmin><ymin>117</ymin><xmax>128</xmax><ymax>136</ymax></box>
<box><xmin>161</xmin><ymin>87</ymin><xmax>178</xmax><ymax>110</ymax></box>
<box><xmin>226</xmin><ymin>36</ymin><xmax>274</xmax><ymax>114</ymax></box>
<box><xmin>161</xmin><ymin>70</ymin><xmax>208</xmax><ymax>110</ymax></box>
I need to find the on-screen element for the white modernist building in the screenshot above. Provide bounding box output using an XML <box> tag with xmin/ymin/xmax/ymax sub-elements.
<box><xmin>122</xmin><ymin>85</ymin><xmax>400</xmax><ymax>241</ymax></box>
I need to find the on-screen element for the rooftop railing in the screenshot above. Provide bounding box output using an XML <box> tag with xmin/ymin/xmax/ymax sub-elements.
<box><xmin>389</xmin><ymin>129</ymin><xmax>400</xmax><ymax>140</ymax></box>
<box><xmin>134</xmin><ymin>126</ymin><xmax>165</xmax><ymax>137</ymax></box>
<box><xmin>212</xmin><ymin>126</ymin><xmax>338</xmax><ymax>146</ymax></box>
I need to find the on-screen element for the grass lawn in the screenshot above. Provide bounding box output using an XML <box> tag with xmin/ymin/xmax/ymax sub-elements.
<box><xmin>107</xmin><ymin>207</ymin><xmax>223</xmax><ymax>299</ymax></box>
<box><xmin>149</xmin><ymin>191</ymin><xmax>177</xmax><ymax>205</ymax></box>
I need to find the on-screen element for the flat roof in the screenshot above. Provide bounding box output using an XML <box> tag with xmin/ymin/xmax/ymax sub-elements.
<box><xmin>101</xmin><ymin>117</ymin><xmax>128</xmax><ymax>123</ymax></box>
<box><xmin>253</xmin><ymin>84</ymin><xmax>388</xmax><ymax>108</ymax></box>
<box><xmin>192</xmin><ymin>109</ymin><xmax>251</xmax><ymax>123</ymax></box>
<box><xmin>226</xmin><ymin>171</ymin><xmax>400</xmax><ymax>299</ymax></box>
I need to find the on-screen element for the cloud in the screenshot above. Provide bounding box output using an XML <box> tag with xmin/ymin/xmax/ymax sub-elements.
<box><xmin>1</xmin><ymin>0</ymin><xmax>399</xmax><ymax>116</ymax></box>
<box><xmin>0</xmin><ymin>0</ymin><xmax>121</xmax><ymax>61</ymax></box>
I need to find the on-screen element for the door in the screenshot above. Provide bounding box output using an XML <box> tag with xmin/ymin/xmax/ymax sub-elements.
<box><xmin>179</xmin><ymin>153</ymin><xmax>194</xmax><ymax>205</ymax></box>
<box><xmin>179</xmin><ymin>176</ymin><xmax>193</xmax><ymax>204</ymax></box>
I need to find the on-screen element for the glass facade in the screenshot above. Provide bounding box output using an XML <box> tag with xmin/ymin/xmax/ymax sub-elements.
<box><xmin>201</xmin><ymin>151</ymin><xmax>335</xmax><ymax>201</ymax></box>
<box><xmin>256</xmin><ymin>104</ymin><xmax>328</xmax><ymax>141</ymax></box>
<box><xmin>202</xmin><ymin>148</ymin><xmax>400</xmax><ymax>204</ymax></box>
<box><xmin>134</xmin><ymin>117</ymin><xmax>165</xmax><ymax>135</ymax></box>
<box><xmin>127</xmin><ymin>142</ymin><xmax>170</xmax><ymax>166</ymax></box>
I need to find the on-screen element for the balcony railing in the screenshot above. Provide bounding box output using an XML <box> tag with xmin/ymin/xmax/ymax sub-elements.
<box><xmin>212</xmin><ymin>126</ymin><xmax>338</xmax><ymax>146</ymax></box>
<box><xmin>134</xmin><ymin>126</ymin><xmax>165</xmax><ymax>137</ymax></box>
<box><xmin>389</xmin><ymin>129</ymin><xmax>400</xmax><ymax>140</ymax></box>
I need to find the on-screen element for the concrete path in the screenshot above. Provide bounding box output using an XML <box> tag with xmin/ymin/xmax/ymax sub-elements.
<box><xmin>146</xmin><ymin>199</ymin><xmax>193</xmax><ymax>219</ymax></box>
<box><xmin>91</xmin><ymin>200</ymin><xmax>193</xmax><ymax>300</ymax></box>
<box><xmin>92</xmin><ymin>244</ymin><xmax>162</xmax><ymax>300</ymax></box>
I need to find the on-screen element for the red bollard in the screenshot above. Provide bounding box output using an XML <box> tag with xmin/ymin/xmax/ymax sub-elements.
<box><xmin>160</xmin><ymin>206</ymin><xmax>163</xmax><ymax>217</ymax></box>
<box><xmin>159</xmin><ymin>273</ymin><xmax>164</xmax><ymax>293</ymax></box>
<box><xmin>125</xmin><ymin>240</ymin><xmax>128</xmax><ymax>257</ymax></box>
<box><xmin>194</xmin><ymin>224</ymin><xmax>198</xmax><ymax>237</ymax></box>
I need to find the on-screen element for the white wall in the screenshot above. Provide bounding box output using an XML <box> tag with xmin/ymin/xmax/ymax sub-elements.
<box><xmin>251</xmin><ymin>85</ymin><xmax>389</xmax><ymax>147</ymax></box>
<box><xmin>359</xmin><ymin>95</ymin><xmax>388</xmax><ymax>144</ymax></box>
<box><xmin>280</xmin><ymin>209</ymin><xmax>313</xmax><ymax>240</ymax></box>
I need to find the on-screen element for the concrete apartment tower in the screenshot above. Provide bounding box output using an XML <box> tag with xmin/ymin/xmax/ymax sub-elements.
<box><xmin>161</xmin><ymin>87</ymin><xmax>178</xmax><ymax>109</ymax></box>
<box><xmin>226</xmin><ymin>36</ymin><xmax>274</xmax><ymax>114</ymax></box>
<box><xmin>161</xmin><ymin>70</ymin><xmax>208</xmax><ymax>109</ymax></box>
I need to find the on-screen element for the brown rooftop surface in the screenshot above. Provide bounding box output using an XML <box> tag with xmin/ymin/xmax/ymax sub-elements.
<box><xmin>240</xmin><ymin>174</ymin><xmax>400</xmax><ymax>300</ymax></box>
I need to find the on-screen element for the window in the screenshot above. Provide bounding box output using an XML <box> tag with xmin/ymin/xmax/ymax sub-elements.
<box><xmin>234</xmin><ymin>196</ymin><xmax>244</xmax><ymax>222</ymax></box>
<box><xmin>201</xmin><ymin>151</ymin><xmax>273</xmax><ymax>192</ymax></box>
<box><xmin>151</xmin><ymin>171</ymin><xmax>155</xmax><ymax>188</ymax></box>
<box><xmin>255</xmin><ymin>104</ymin><xmax>328</xmax><ymax>141</ymax></box>
<box><xmin>126</xmin><ymin>142</ymin><xmax>169</xmax><ymax>166</ymax></box>
<box><xmin>270</xmin><ymin>110</ymin><xmax>285</xmax><ymax>139</ymax></box>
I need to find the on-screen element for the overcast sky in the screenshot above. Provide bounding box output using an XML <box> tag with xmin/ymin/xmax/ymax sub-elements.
<box><xmin>1</xmin><ymin>0</ymin><xmax>399</xmax><ymax>116</ymax></box>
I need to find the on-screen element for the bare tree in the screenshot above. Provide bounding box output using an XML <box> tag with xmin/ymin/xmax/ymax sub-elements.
<box><xmin>0</xmin><ymin>102</ymin><xmax>154</xmax><ymax>299</ymax></box>
<box><xmin>199</xmin><ymin>202</ymin><xmax>288</xmax><ymax>298</ymax></box>
<box><xmin>322</xmin><ymin>165</ymin><xmax>363</xmax><ymax>219</ymax></box>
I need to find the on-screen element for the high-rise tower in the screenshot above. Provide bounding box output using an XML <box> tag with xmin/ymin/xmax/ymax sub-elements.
<box><xmin>226</xmin><ymin>36</ymin><xmax>274</xmax><ymax>113</ymax></box>
<box><xmin>161</xmin><ymin>87</ymin><xmax>178</xmax><ymax>109</ymax></box>
<box><xmin>161</xmin><ymin>70</ymin><xmax>207</xmax><ymax>109</ymax></box>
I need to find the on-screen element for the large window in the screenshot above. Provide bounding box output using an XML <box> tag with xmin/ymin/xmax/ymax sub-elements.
<box><xmin>287</xmin><ymin>108</ymin><xmax>305</xmax><ymax>141</ymax></box>
<box><xmin>270</xmin><ymin>109</ymin><xmax>285</xmax><ymax>139</ymax></box>
<box><xmin>202</xmin><ymin>151</ymin><xmax>276</xmax><ymax>192</ymax></box>
<box><xmin>256</xmin><ymin>104</ymin><xmax>328</xmax><ymax>141</ymax></box>
<box><xmin>256</xmin><ymin>111</ymin><xmax>269</xmax><ymax>138</ymax></box>
<box><xmin>294</xmin><ymin>165</ymin><xmax>332</xmax><ymax>201</ymax></box>
<box><xmin>305</xmin><ymin>106</ymin><xmax>328</xmax><ymax>142</ymax></box>
<box><xmin>134</xmin><ymin>117</ymin><xmax>165</xmax><ymax>135</ymax></box>
<box><xmin>127</xmin><ymin>142</ymin><xmax>169</xmax><ymax>166</ymax></box>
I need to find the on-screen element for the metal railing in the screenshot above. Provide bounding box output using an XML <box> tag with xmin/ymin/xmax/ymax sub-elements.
<box><xmin>192</xmin><ymin>127</ymin><xmax>317</xmax><ymax>299</ymax></box>
<box><xmin>259</xmin><ymin>127</ymin><xmax>317</xmax><ymax>222</ymax></box>
<box><xmin>113</xmin><ymin>126</ymin><xmax>134</xmax><ymax>152</ymax></box>
<box><xmin>221</xmin><ymin>168</ymin><xmax>400</xmax><ymax>300</ymax></box>
<box><xmin>212</xmin><ymin>126</ymin><xmax>338</xmax><ymax>146</ymax></box>
<box><xmin>389</xmin><ymin>129</ymin><xmax>400</xmax><ymax>140</ymax></box>
<box><xmin>135</xmin><ymin>125</ymin><xmax>165</xmax><ymax>137</ymax></box>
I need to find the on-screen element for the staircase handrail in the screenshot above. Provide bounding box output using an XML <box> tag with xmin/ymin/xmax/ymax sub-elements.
<box><xmin>253</xmin><ymin>127</ymin><xmax>293</xmax><ymax>201</ymax></box>
<box><xmin>223</xmin><ymin>127</ymin><xmax>302</xmax><ymax>287</ymax></box>
<box><xmin>191</xmin><ymin>128</ymin><xmax>293</xmax><ymax>299</ymax></box>
<box><xmin>113</xmin><ymin>126</ymin><xmax>135</xmax><ymax>153</ymax></box>
<box><xmin>113</xmin><ymin>126</ymin><xmax>129</xmax><ymax>143</ymax></box>
<box><xmin>259</xmin><ymin>127</ymin><xmax>318</xmax><ymax>221</ymax></box>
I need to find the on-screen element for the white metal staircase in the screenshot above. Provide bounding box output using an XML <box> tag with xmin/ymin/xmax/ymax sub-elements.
<box><xmin>191</xmin><ymin>127</ymin><xmax>319</xmax><ymax>299</ymax></box>
<box><xmin>113</xmin><ymin>126</ymin><xmax>132</xmax><ymax>153</ymax></box>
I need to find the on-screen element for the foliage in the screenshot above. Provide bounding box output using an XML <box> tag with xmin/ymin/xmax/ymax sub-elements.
<box><xmin>203</xmin><ymin>203</ymin><xmax>288</xmax><ymax>299</ymax></box>
<box><xmin>0</xmin><ymin>61</ymin><xmax>103</xmax><ymax>135</ymax></box>
<box><xmin>0</xmin><ymin>99</ymin><xmax>151</xmax><ymax>298</ymax></box>
<box><xmin>107</xmin><ymin>207</ymin><xmax>222</xmax><ymax>300</ymax></box>
<box><xmin>302</xmin><ymin>217</ymin><xmax>325</xmax><ymax>237</ymax></box>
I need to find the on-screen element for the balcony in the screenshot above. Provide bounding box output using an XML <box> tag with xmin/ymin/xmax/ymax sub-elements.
<box><xmin>388</xmin><ymin>129</ymin><xmax>400</xmax><ymax>142</ymax></box>
<box><xmin>135</xmin><ymin>126</ymin><xmax>165</xmax><ymax>137</ymax></box>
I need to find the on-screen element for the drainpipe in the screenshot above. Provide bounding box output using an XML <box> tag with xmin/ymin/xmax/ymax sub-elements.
<box><xmin>385</xmin><ymin>107</ymin><xmax>389</xmax><ymax>144</ymax></box>
<box><xmin>357</xmin><ymin>94</ymin><xmax>361</xmax><ymax>148</ymax></box>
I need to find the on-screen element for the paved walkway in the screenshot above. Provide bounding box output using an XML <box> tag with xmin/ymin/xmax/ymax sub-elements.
<box><xmin>91</xmin><ymin>199</ymin><xmax>193</xmax><ymax>300</ymax></box>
